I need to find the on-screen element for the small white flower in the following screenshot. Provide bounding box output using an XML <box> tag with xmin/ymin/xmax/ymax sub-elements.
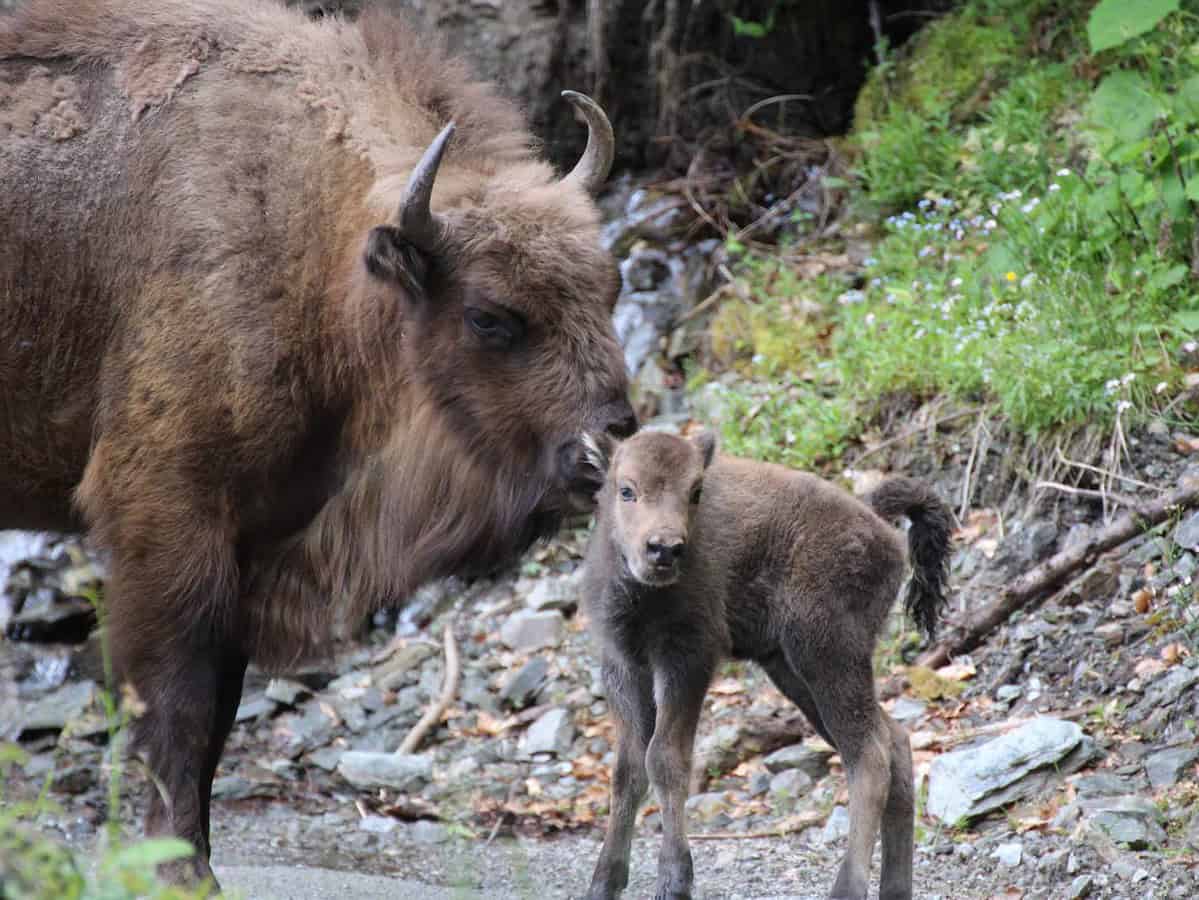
<box><xmin>1057</xmin><ymin>168</ymin><xmax>1072</xmax><ymax>177</ymax></box>
<box><xmin>950</xmin><ymin>277</ymin><xmax>963</xmax><ymax>288</ymax></box>
<box><xmin>1020</xmin><ymin>273</ymin><xmax>1036</xmax><ymax>289</ymax></box>
<box><xmin>1116</xmin><ymin>400</ymin><xmax>1132</xmax><ymax>413</ymax></box>
<box><xmin>1104</xmin><ymin>379</ymin><xmax>1120</xmax><ymax>394</ymax></box>
<box><xmin>984</xmin><ymin>219</ymin><xmax>997</xmax><ymax>230</ymax></box>
<box><xmin>1121</xmin><ymin>372</ymin><xmax>1136</xmax><ymax>385</ymax></box>
<box><xmin>919</xmin><ymin>245</ymin><xmax>934</xmax><ymax>258</ymax></box>
<box><xmin>1048</xmin><ymin>183</ymin><xmax>1061</xmax><ymax>193</ymax></box>
<box><xmin>1155</xmin><ymin>381</ymin><xmax>1169</xmax><ymax>394</ymax></box>
<box><xmin>865</xmin><ymin>313</ymin><xmax>876</xmax><ymax>326</ymax></box>
<box><xmin>1185</xmin><ymin>341</ymin><xmax>1198</xmax><ymax>353</ymax></box>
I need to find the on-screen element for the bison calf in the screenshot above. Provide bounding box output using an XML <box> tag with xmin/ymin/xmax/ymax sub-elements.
<box><xmin>580</xmin><ymin>430</ymin><xmax>953</xmax><ymax>900</ymax></box>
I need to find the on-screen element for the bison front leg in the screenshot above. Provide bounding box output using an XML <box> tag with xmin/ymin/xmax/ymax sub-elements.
<box><xmin>588</xmin><ymin>659</ymin><xmax>655</xmax><ymax>900</ymax></box>
<box><xmin>106</xmin><ymin>566</ymin><xmax>244</xmax><ymax>893</ymax></box>
<box><xmin>644</xmin><ymin>656</ymin><xmax>712</xmax><ymax>900</ymax></box>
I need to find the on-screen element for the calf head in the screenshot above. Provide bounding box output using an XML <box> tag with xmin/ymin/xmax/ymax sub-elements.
<box><xmin>355</xmin><ymin>93</ymin><xmax>637</xmax><ymax>552</ymax></box>
<box><xmin>588</xmin><ymin>429</ymin><xmax>717</xmax><ymax>586</ymax></box>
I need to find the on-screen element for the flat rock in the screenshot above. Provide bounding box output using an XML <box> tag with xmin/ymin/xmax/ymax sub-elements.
<box><xmin>762</xmin><ymin>741</ymin><xmax>834</xmax><ymax>779</ymax></box>
<box><xmin>685</xmin><ymin>791</ymin><xmax>731</xmax><ymax>823</ymax></box>
<box><xmin>525</xmin><ymin>572</ymin><xmax>582</xmax><ymax>612</ymax></box>
<box><xmin>1067</xmin><ymin>875</ymin><xmax>1093</xmax><ymax>899</ymax></box>
<box><xmin>10</xmin><ymin>681</ymin><xmax>96</xmax><ymax>738</ymax></box>
<box><xmin>499</xmin><ymin>609</ymin><xmax>565</xmax><ymax>652</ymax></box>
<box><xmin>519</xmin><ymin>707</ymin><xmax>575</xmax><ymax>757</ymax></box>
<box><xmin>336</xmin><ymin>751</ymin><xmax>433</xmax><ymax>791</ymax></box>
<box><xmin>499</xmin><ymin>656</ymin><xmax>550</xmax><ymax>709</ymax></box>
<box><xmin>768</xmin><ymin>768</ymin><xmax>813</xmax><ymax>806</ymax></box>
<box><xmin>264</xmin><ymin>678</ymin><xmax>310</xmax><ymax>706</ymax></box>
<box><xmin>821</xmin><ymin>805</ymin><xmax>850</xmax><ymax>843</ymax></box>
<box><xmin>1080</xmin><ymin>796</ymin><xmax>1166</xmax><ymax>850</ymax></box>
<box><xmin>890</xmin><ymin>697</ymin><xmax>927</xmax><ymax>723</ymax></box>
<box><xmin>926</xmin><ymin>718</ymin><xmax>1084</xmax><ymax>824</ymax></box>
<box><xmin>235</xmin><ymin>694</ymin><xmax>276</xmax><ymax>722</ymax></box>
<box><xmin>1174</xmin><ymin>510</ymin><xmax>1199</xmax><ymax>551</ymax></box>
<box><xmin>993</xmin><ymin>842</ymin><xmax>1022</xmax><ymax>867</ymax></box>
<box><xmin>1143</xmin><ymin>744</ymin><xmax>1199</xmax><ymax>790</ymax></box>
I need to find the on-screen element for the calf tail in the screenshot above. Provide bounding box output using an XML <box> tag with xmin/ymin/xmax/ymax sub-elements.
<box><xmin>866</xmin><ymin>477</ymin><xmax>954</xmax><ymax>641</ymax></box>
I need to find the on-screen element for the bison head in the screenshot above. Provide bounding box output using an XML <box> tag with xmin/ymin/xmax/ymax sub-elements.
<box><xmin>351</xmin><ymin>93</ymin><xmax>636</xmax><ymax>573</ymax></box>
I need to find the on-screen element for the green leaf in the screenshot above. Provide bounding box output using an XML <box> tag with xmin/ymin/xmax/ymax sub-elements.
<box><xmin>109</xmin><ymin>837</ymin><xmax>196</xmax><ymax>870</ymax></box>
<box><xmin>1087</xmin><ymin>71</ymin><xmax>1161</xmax><ymax>146</ymax></box>
<box><xmin>1148</xmin><ymin>264</ymin><xmax>1188</xmax><ymax>292</ymax></box>
<box><xmin>730</xmin><ymin>15</ymin><xmax>768</xmax><ymax>38</ymax></box>
<box><xmin>1175</xmin><ymin>309</ymin><xmax>1199</xmax><ymax>332</ymax></box>
<box><xmin>1088</xmin><ymin>0</ymin><xmax>1179</xmax><ymax>53</ymax></box>
<box><xmin>821</xmin><ymin>176</ymin><xmax>850</xmax><ymax>189</ymax></box>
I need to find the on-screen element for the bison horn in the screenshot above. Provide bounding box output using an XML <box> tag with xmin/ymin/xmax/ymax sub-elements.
<box><xmin>562</xmin><ymin>91</ymin><xmax>614</xmax><ymax>195</ymax></box>
<box><xmin>398</xmin><ymin>122</ymin><xmax>456</xmax><ymax>251</ymax></box>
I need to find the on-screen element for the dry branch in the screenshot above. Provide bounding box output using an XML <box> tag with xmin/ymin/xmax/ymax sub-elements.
<box><xmin>918</xmin><ymin>475</ymin><xmax>1199</xmax><ymax>670</ymax></box>
<box><xmin>397</xmin><ymin>615</ymin><xmax>460</xmax><ymax>755</ymax></box>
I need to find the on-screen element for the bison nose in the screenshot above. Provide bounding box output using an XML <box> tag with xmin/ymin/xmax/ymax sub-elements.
<box><xmin>602</xmin><ymin>397</ymin><xmax>638</xmax><ymax>439</ymax></box>
<box><xmin>646</xmin><ymin>538</ymin><xmax>686</xmax><ymax>567</ymax></box>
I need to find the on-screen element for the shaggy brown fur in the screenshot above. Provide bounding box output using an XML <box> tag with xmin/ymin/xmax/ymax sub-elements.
<box><xmin>0</xmin><ymin>0</ymin><xmax>635</xmax><ymax>888</ymax></box>
<box><xmin>581</xmin><ymin>430</ymin><xmax>952</xmax><ymax>900</ymax></box>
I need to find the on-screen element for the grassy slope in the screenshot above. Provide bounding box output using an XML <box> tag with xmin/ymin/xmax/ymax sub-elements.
<box><xmin>701</xmin><ymin>0</ymin><xmax>1199</xmax><ymax>470</ymax></box>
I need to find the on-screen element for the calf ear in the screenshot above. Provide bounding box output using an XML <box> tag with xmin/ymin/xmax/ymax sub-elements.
<box><xmin>582</xmin><ymin>432</ymin><xmax>616</xmax><ymax>475</ymax></box>
<box><xmin>364</xmin><ymin>225</ymin><xmax>430</xmax><ymax>297</ymax></box>
<box><xmin>693</xmin><ymin>429</ymin><xmax>718</xmax><ymax>469</ymax></box>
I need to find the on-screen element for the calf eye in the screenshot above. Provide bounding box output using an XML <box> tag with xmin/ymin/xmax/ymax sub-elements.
<box><xmin>619</xmin><ymin>485</ymin><xmax>636</xmax><ymax>502</ymax></box>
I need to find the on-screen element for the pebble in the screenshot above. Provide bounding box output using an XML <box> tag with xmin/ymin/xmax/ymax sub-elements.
<box><xmin>993</xmin><ymin>841</ymin><xmax>1022</xmax><ymax>867</ymax></box>
<box><xmin>1067</xmin><ymin>874</ymin><xmax>1092</xmax><ymax>899</ymax></box>
<box><xmin>821</xmin><ymin>805</ymin><xmax>850</xmax><ymax>843</ymax></box>
<box><xmin>499</xmin><ymin>609</ymin><xmax>565</xmax><ymax>652</ymax></box>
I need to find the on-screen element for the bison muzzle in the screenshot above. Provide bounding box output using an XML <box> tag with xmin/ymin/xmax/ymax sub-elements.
<box><xmin>0</xmin><ymin>0</ymin><xmax>636</xmax><ymax>889</ymax></box>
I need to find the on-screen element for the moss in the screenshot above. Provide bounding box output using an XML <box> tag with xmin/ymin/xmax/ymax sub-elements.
<box><xmin>905</xmin><ymin>665</ymin><xmax>965</xmax><ymax>701</ymax></box>
<box><xmin>854</xmin><ymin>15</ymin><xmax>1017</xmax><ymax>135</ymax></box>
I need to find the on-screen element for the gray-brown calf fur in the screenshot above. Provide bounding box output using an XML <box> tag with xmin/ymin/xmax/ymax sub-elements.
<box><xmin>580</xmin><ymin>430</ymin><xmax>952</xmax><ymax>900</ymax></box>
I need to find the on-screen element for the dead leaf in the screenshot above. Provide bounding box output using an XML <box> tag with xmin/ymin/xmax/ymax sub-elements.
<box><xmin>1174</xmin><ymin>434</ymin><xmax>1199</xmax><ymax>455</ymax></box>
<box><xmin>1132</xmin><ymin>587</ymin><xmax>1153</xmax><ymax>614</ymax></box>
<box><xmin>1135</xmin><ymin>657</ymin><xmax>1167</xmax><ymax>679</ymax></box>
<box><xmin>1162</xmin><ymin>642</ymin><xmax>1191</xmax><ymax>665</ymax></box>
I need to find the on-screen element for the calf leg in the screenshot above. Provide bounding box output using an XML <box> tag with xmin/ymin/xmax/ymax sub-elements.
<box><xmin>645</xmin><ymin>656</ymin><xmax>713</xmax><ymax>900</ymax></box>
<box><xmin>878</xmin><ymin>712</ymin><xmax>914</xmax><ymax>900</ymax></box>
<box><xmin>587</xmin><ymin>660</ymin><xmax>655</xmax><ymax>900</ymax></box>
<box><xmin>784</xmin><ymin>638</ymin><xmax>893</xmax><ymax>900</ymax></box>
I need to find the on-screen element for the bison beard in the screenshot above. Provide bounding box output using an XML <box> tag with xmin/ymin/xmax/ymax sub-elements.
<box><xmin>0</xmin><ymin>0</ymin><xmax>636</xmax><ymax>889</ymax></box>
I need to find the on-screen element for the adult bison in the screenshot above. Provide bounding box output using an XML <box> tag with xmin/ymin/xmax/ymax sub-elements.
<box><xmin>0</xmin><ymin>0</ymin><xmax>635</xmax><ymax>887</ymax></box>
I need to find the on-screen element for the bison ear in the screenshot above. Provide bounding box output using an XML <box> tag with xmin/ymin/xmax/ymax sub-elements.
<box><xmin>693</xmin><ymin>429</ymin><xmax>718</xmax><ymax>469</ymax></box>
<box><xmin>364</xmin><ymin>225</ymin><xmax>430</xmax><ymax>297</ymax></box>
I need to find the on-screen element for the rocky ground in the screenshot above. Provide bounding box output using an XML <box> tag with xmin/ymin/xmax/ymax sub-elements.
<box><xmin>3</xmin><ymin>183</ymin><xmax>1199</xmax><ymax>899</ymax></box>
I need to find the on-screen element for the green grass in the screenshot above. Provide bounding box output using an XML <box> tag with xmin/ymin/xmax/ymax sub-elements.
<box><xmin>703</xmin><ymin>0</ymin><xmax>1199</xmax><ymax>468</ymax></box>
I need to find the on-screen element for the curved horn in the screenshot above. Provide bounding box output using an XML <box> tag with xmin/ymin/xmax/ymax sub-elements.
<box><xmin>561</xmin><ymin>90</ymin><xmax>614</xmax><ymax>195</ymax></box>
<box><xmin>398</xmin><ymin>121</ymin><xmax>456</xmax><ymax>251</ymax></box>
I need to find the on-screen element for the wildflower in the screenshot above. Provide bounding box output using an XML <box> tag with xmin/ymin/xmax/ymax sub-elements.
<box><xmin>950</xmin><ymin>277</ymin><xmax>963</xmax><ymax>288</ymax></box>
<box><xmin>870</xmin><ymin>277</ymin><xmax>882</xmax><ymax>287</ymax></box>
<box><xmin>1155</xmin><ymin>381</ymin><xmax>1169</xmax><ymax>395</ymax></box>
<box><xmin>1020</xmin><ymin>273</ymin><xmax>1036</xmax><ymax>289</ymax></box>
<box><xmin>1020</xmin><ymin>198</ymin><xmax>1040</xmax><ymax>214</ymax></box>
<box><xmin>1104</xmin><ymin>379</ymin><xmax>1120</xmax><ymax>394</ymax></box>
<box><xmin>1121</xmin><ymin>372</ymin><xmax>1135</xmax><ymax>385</ymax></box>
<box><xmin>1057</xmin><ymin>168</ymin><xmax>1072</xmax><ymax>177</ymax></box>
<box><xmin>984</xmin><ymin>219</ymin><xmax>997</xmax><ymax>230</ymax></box>
<box><xmin>1116</xmin><ymin>400</ymin><xmax>1133</xmax><ymax>414</ymax></box>
<box><xmin>864</xmin><ymin>257</ymin><xmax>877</xmax><ymax>267</ymax></box>
<box><xmin>990</xmin><ymin>203</ymin><xmax>1001</xmax><ymax>216</ymax></box>
<box><xmin>1048</xmin><ymin>183</ymin><xmax>1061</xmax><ymax>193</ymax></box>
<box><xmin>1005</xmin><ymin>272</ymin><xmax>1018</xmax><ymax>282</ymax></box>
<box><xmin>1185</xmin><ymin>341</ymin><xmax>1198</xmax><ymax>353</ymax></box>
<box><xmin>919</xmin><ymin>245</ymin><xmax>934</xmax><ymax>258</ymax></box>
<box><xmin>954</xmin><ymin>229</ymin><xmax>965</xmax><ymax>241</ymax></box>
<box><xmin>865</xmin><ymin>313</ymin><xmax>876</xmax><ymax>326</ymax></box>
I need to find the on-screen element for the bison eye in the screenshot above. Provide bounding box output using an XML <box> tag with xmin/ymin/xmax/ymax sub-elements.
<box><xmin>465</xmin><ymin>306</ymin><xmax>524</xmax><ymax>348</ymax></box>
<box><xmin>619</xmin><ymin>485</ymin><xmax>635</xmax><ymax>502</ymax></box>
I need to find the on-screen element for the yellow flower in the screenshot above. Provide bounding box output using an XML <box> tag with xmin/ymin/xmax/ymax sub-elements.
<box><xmin>1005</xmin><ymin>271</ymin><xmax>1018</xmax><ymax>282</ymax></box>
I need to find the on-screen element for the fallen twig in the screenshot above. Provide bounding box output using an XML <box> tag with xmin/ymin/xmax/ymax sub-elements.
<box><xmin>918</xmin><ymin>475</ymin><xmax>1199</xmax><ymax>669</ymax></box>
<box><xmin>397</xmin><ymin>615</ymin><xmax>460</xmax><ymax>755</ymax></box>
<box><xmin>1034</xmin><ymin>480</ymin><xmax>1138</xmax><ymax>509</ymax></box>
<box><xmin>852</xmin><ymin>407</ymin><xmax>980</xmax><ymax>464</ymax></box>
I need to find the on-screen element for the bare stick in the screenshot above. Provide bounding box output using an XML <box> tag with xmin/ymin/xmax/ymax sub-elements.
<box><xmin>397</xmin><ymin>615</ymin><xmax>461</xmax><ymax>755</ymax></box>
<box><xmin>918</xmin><ymin>475</ymin><xmax>1199</xmax><ymax>670</ymax></box>
<box><xmin>958</xmin><ymin>409</ymin><xmax>988</xmax><ymax>521</ymax></box>
<box><xmin>1034</xmin><ymin>480</ymin><xmax>1138</xmax><ymax>508</ymax></box>
<box><xmin>1054</xmin><ymin>446</ymin><xmax>1155</xmax><ymax>491</ymax></box>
